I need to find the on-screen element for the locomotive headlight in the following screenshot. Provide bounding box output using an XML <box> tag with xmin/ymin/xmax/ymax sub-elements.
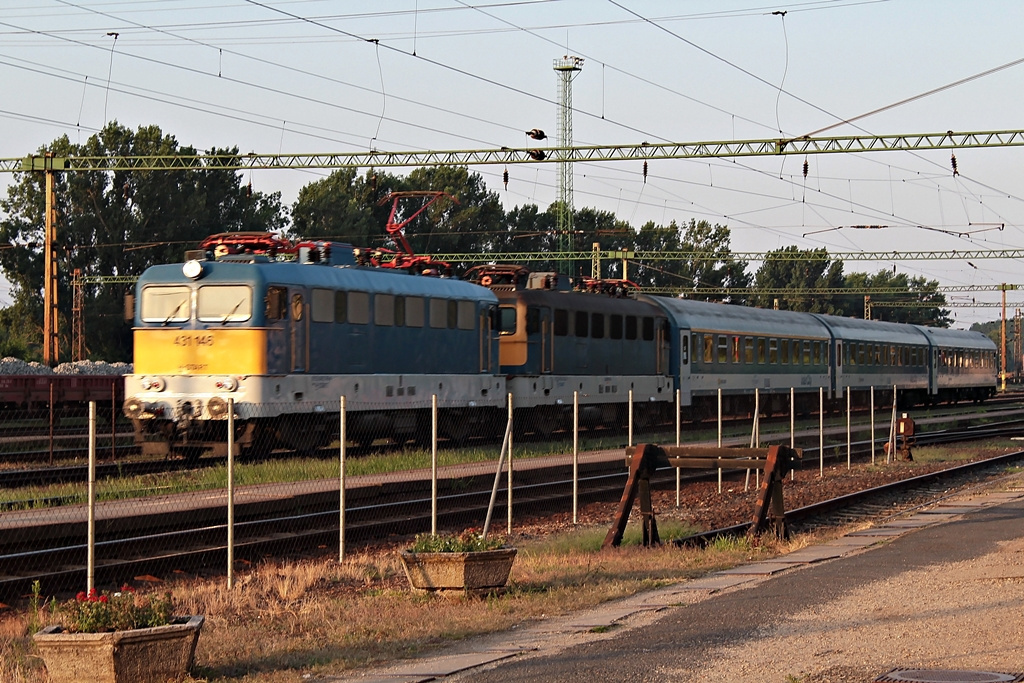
<box><xmin>123</xmin><ymin>398</ymin><xmax>161</xmax><ymax>419</ymax></box>
<box><xmin>207</xmin><ymin>396</ymin><xmax>229</xmax><ymax>418</ymax></box>
<box><xmin>140</xmin><ymin>376</ymin><xmax>166</xmax><ymax>392</ymax></box>
<box><xmin>182</xmin><ymin>259</ymin><xmax>204</xmax><ymax>280</ymax></box>
<box><xmin>215</xmin><ymin>377</ymin><xmax>238</xmax><ymax>392</ymax></box>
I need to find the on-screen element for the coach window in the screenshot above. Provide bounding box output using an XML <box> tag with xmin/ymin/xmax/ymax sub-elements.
<box><xmin>803</xmin><ymin>341</ymin><xmax>811</xmax><ymax>365</ymax></box>
<box><xmin>717</xmin><ymin>335</ymin><xmax>728</xmax><ymax>363</ymax></box>
<box><xmin>642</xmin><ymin>317</ymin><xmax>655</xmax><ymax>341</ymax></box>
<box><xmin>757</xmin><ymin>338</ymin><xmax>766</xmax><ymax>364</ymax></box>
<box><xmin>744</xmin><ymin>337</ymin><xmax>754</xmax><ymax>364</ymax></box>
<box><xmin>626</xmin><ymin>316</ymin><xmax>638</xmax><ymax>340</ymax></box>
<box><xmin>575</xmin><ymin>311</ymin><xmax>589</xmax><ymax>337</ymax></box>
<box><xmin>592</xmin><ymin>313</ymin><xmax>605</xmax><ymax>339</ymax></box>
<box><xmin>142</xmin><ymin>285</ymin><xmax>191</xmax><ymax>323</ymax></box>
<box><xmin>311</xmin><ymin>288</ymin><xmax>333</xmax><ymax>323</ymax></box>
<box><xmin>198</xmin><ymin>285</ymin><xmax>252</xmax><ymax>323</ymax></box>
<box><xmin>610</xmin><ymin>314</ymin><xmax>623</xmax><ymax>339</ymax></box>
<box><xmin>780</xmin><ymin>339</ymin><xmax>789</xmax><ymax>364</ymax></box>
<box><xmin>554</xmin><ymin>309</ymin><xmax>569</xmax><ymax>336</ymax></box>
<box><xmin>457</xmin><ymin>300</ymin><xmax>475</xmax><ymax>330</ymax></box>
<box><xmin>813</xmin><ymin>341</ymin><xmax>821</xmax><ymax>365</ymax></box>
<box><xmin>405</xmin><ymin>296</ymin><xmax>424</xmax><ymax>327</ymax></box>
<box><xmin>730</xmin><ymin>336</ymin><xmax>740</xmax><ymax>363</ymax></box>
<box><xmin>703</xmin><ymin>335</ymin><xmax>713</xmax><ymax>363</ymax></box>
<box><xmin>769</xmin><ymin>338</ymin><xmax>779</xmax><ymax>364</ymax></box>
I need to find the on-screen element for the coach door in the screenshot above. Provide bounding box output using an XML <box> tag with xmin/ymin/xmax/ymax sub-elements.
<box><xmin>290</xmin><ymin>288</ymin><xmax>307</xmax><ymax>372</ymax></box>
<box><xmin>677</xmin><ymin>329</ymin><xmax>692</xmax><ymax>406</ymax></box>
<box><xmin>540</xmin><ymin>307</ymin><xmax>553</xmax><ymax>373</ymax></box>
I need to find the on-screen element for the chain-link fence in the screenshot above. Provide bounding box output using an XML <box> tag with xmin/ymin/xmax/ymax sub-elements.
<box><xmin>0</xmin><ymin>387</ymin><xmax>908</xmax><ymax>597</ymax></box>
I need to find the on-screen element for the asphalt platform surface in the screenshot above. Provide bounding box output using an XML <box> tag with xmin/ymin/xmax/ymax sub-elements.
<box><xmin>324</xmin><ymin>482</ymin><xmax>1024</xmax><ymax>683</ymax></box>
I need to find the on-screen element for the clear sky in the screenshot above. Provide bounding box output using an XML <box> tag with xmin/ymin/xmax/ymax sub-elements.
<box><xmin>2</xmin><ymin>0</ymin><xmax>1024</xmax><ymax>328</ymax></box>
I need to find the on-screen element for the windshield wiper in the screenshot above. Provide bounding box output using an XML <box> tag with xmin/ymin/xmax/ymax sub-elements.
<box><xmin>162</xmin><ymin>299</ymin><xmax>187</xmax><ymax>326</ymax></box>
<box><xmin>219</xmin><ymin>299</ymin><xmax>246</xmax><ymax>325</ymax></box>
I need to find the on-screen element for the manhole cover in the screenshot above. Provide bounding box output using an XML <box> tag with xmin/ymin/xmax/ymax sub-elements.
<box><xmin>877</xmin><ymin>670</ymin><xmax>1024</xmax><ymax>683</ymax></box>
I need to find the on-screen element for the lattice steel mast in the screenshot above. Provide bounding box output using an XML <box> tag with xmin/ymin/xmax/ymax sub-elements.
<box><xmin>553</xmin><ymin>56</ymin><xmax>583</xmax><ymax>260</ymax></box>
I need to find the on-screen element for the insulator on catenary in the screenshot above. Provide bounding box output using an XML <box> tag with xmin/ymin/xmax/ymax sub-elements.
<box><xmin>951</xmin><ymin>153</ymin><xmax>959</xmax><ymax>176</ymax></box>
<box><xmin>503</xmin><ymin>168</ymin><xmax>509</xmax><ymax>190</ymax></box>
<box><xmin>642</xmin><ymin>160</ymin><xmax>648</xmax><ymax>184</ymax></box>
<box><xmin>526</xmin><ymin>128</ymin><xmax>546</xmax><ymax>140</ymax></box>
<box><xmin>802</xmin><ymin>159</ymin><xmax>809</xmax><ymax>178</ymax></box>
<box><xmin>528</xmin><ymin>149</ymin><xmax>546</xmax><ymax>161</ymax></box>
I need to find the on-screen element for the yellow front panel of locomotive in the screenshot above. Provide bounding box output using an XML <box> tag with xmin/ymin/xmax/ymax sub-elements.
<box><xmin>134</xmin><ymin>329</ymin><xmax>267</xmax><ymax>375</ymax></box>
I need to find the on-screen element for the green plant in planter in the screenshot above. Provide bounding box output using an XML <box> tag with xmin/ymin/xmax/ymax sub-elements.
<box><xmin>52</xmin><ymin>586</ymin><xmax>173</xmax><ymax>633</ymax></box>
<box><xmin>409</xmin><ymin>529</ymin><xmax>506</xmax><ymax>553</ymax></box>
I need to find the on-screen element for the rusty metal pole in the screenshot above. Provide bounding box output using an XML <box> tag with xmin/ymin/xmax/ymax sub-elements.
<box><xmin>1001</xmin><ymin>285</ymin><xmax>1008</xmax><ymax>392</ymax></box>
<box><xmin>110</xmin><ymin>379</ymin><xmax>116</xmax><ymax>460</ymax></box>
<box><xmin>87</xmin><ymin>401</ymin><xmax>96</xmax><ymax>593</ymax></box>
<box><xmin>339</xmin><ymin>396</ymin><xmax>346</xmax><ymax>562</ymax></box>
<box><xmin>226</xmin><ymin>398</ymin><xmax>235</xmax><ymax>589</ymax></box>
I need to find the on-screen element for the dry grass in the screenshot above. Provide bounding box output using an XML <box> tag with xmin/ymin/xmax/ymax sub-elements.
<box><xmin>0</xmin><ymin>525</ymin><xmax>803</xmax><ymax>683</ymax></box>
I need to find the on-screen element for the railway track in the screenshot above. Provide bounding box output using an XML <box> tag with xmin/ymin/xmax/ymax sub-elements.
<box><xmin>2</xmin><ymin>417</ymin><xmax>1023</xmax><ymax>601</ymax></box>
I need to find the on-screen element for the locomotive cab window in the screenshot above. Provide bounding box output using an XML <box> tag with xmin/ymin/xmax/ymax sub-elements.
<box><xmin>499</xmin><ymin>306</ymin><xmax>517</xmax><ymax>335</ymax></box>
<box><xmin>526</xmin><ymin>307</ymin><xmax>541</xmax><ymax>335</ymax></box>
<box><xmin>198</xmin><ymin>285</ymin><xmax>252</xmax><ymax>323</ymax></box>
<box><xmin>266</xmin><ymin>286</ymin><xmax>287</xmax><ymax>320</ymax></box>
<box><xmin>141</xmin><ymin>285</ymin><xmax>191</xmax><ymax>323</ymax></box>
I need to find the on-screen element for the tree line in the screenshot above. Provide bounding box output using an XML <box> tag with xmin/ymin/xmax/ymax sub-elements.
<box><xmin>0</xmin><ymin>123</ymin><xmax>954</xmax><ymax>363</ymax></box>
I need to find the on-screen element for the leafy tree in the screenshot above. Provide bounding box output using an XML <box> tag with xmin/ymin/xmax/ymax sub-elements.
<box><xmin>289</xmin><ymin>168</ymin><xmax>402</xmax><ymax>245</ymax></box>
<box><xmin>0</xmin><ymin>122</ymin><xmax>285</xmax><ymax>362</ymax></box>
<box><xmin>844</xmin><ymin>269</ymin><xmax>951</xmax><ymax>326</ymax></box>
<box><xmin>631</xmin><ymin>219</ymin><xmax>750</xmax><ymax>300</ymax></box>
<box><xmin>751</xmin><ymin>246</ymin><xmax>845</xmax><ymax>313</ymax></box>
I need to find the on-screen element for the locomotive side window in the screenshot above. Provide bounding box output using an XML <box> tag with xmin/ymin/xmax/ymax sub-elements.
<box><xmin>457</xmin><ymin>300</ymin><xmax>475</xmax><ymax>330</ymax></box>
<box><xmin>266</xmin><ymin>286</ymin><xmax>287</xmax><ymax>320</ymax></box>
<box><xmin>334</xmin><ymin>291</ymin><xmax>347</xmax><ymax>323</ymax></box>
<box><xmin>626</xmin><ymin>316</ymin><xmax>638</xmax><ymax>340</ymax></box>
<box><xmin>526</xmin><ymin>307</ymin><xmax>541</xmax><ymax>335</ymax></box>
<box><xmin>375</xmin><ymin>294</ymin><xmax>395</xmax><ymax>326</ymax></box>
<box><xmin>429</xmin><ymin>298</ymin><xmax>447</xmax><ymax>328</ymax></box>
<box><xmin>141</xmin><ymin>285</ymin><xmax>191</xmax><ymax>323</ymax></box>
<box><xmin>642</xmin><ymin>317</ymin><xmax>654</xmax><ymax>341</ymax></box>
<box><xmin>348</xmin><ymin>291</ymin><xmax>370</xmax><ymax>324</ymax></box>
<box><xmin>610</xmin><ymin>314</ymin><xmax>623</xmax><ymax>340</ymax></box>
<box><xmin>405</xmin><ymin>296</ymin><xmax>424</xmax><ymax>327</ymax></box>
<box><xmin>575</xmin><ymin>311</ymin><xmax>588</xmax><ymax>337</ymax></box>
<box><xmin>394</xmin><ymin>296</ymin><xmax>406</xmax><ymax>327</ymax></box>
<box><xmin>554</xmin><ymin>309</ymin><xmax>568</xmax><ymax>336</ymax></box>
<box><xmin>311</xmin><ymin>288</ymin><xmax>333</xmax><ymax>322</ymax></box>
<box><xmin>591</xmin><ymin>313</ymin><xmax>605</xmax><ymax>339</ymax></box>
<box><xmin>198</xmin><ymin>285</ymin><xmax>251</xmax><ymax>322</ymax></box>
<box><xmin>499</xmin><ymin>306</ymin><xmax>517</xmax><ymax>335</ymax></box>
<box><xmin>447</xmin><ymin>300</ymin><xmax>458</xmax><ymax>328</ymax></box>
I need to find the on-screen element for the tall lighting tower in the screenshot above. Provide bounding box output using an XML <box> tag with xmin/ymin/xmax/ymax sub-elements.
<box><xmin>553</xmin><ymin>56</ymin><xmax>583</xmax><ymax>264</ymax></box>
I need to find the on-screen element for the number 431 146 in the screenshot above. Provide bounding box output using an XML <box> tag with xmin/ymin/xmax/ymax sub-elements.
<box><xmin>174</xmin><ymin>334</ymin><xmax>214</xmax><ymax>347</ymax></box>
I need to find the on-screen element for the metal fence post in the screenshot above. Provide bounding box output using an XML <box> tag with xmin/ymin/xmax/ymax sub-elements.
<box><xmin>431</xmin><ymin>394</ymin><xmax>438</xmax><ymax>536</ymax></box>
<box><xmin>819</xmin><ymin>387</ymin><xmax>824</xmax><ymax>477</ymax></box>
<box><xmin>227</xmin><ymin>398</ymin><xmax>235</xmax><ymax>589</ymax></box>
<box><xmin>790</xmin><ymin>386</ymin><xmax>796</xmax><ymax>481</ymax></box>
<box><xmin>717</xmin><ymin>387</ymin><xmax>723</xmax><ymax>493</ymax></box>
<box><xmin>675</xmin><ymin>388</ymin><xmax>681</xmax><ymax>508</ymax></box>
<box><xmin>87</xmin><ymin>401</ymin><xmax>96</xmax><ymax>594</ymax></box>
<box><xmin>339</xmin><ymin>396</ymin><xmax>346</xmax><ymax>562</ymax></box>
<box><xmin>507</xmin><ymin>393</ymin><xmax>513</xmax><ymax>535</ymax></box>
<box><xmin>573</xmin><ymin>390</ymin><xmax>579</xmax><ymax>525</ymax></box>
<box><xmin>628</xmin><ymin>389</ymin><xmax>633</xmax><ymax>448</ymax></box>
<box><xmin>846</xmin><ymin>385</ymin><xmax>852</xmax><ymax>469</ymax></box>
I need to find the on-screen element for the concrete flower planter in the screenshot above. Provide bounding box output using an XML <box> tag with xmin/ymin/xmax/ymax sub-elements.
<box><xmin>34</xmin><ymin>615</ymin><xmax>204</xmax><ymax>683</ymax></box>
<box><xmin>400</xmin><ymin>548</ymin><xmax>517</xmax><ymax>592</ymax></box>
